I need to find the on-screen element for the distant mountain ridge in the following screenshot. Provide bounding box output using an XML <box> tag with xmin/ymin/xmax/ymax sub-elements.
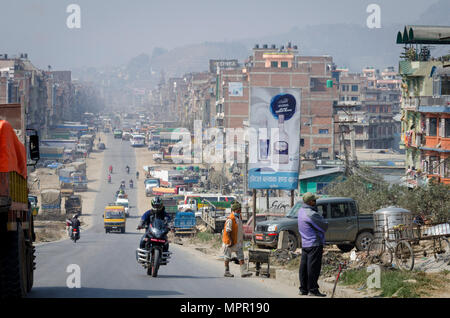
<box><xmin>74</xmin><ymin>0</ymin><xmax>449</xmax><ymax>87</ymax></box>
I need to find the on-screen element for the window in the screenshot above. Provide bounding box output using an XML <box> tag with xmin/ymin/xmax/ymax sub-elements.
<box><xmin>446</xmin><ymin>118</ymin><xmax>450</xmax><ymax>138</ymax></box>
<box><xmin>330</xmin><ymin>203</ymin><xmax>350</xmax><ymax>218</ymax></box>
<box><xmin>300</xmin><ymin>138</ymin><xmax>304</xmax><ymax>147</ymax></box>
<box><xmin>444</xmin><ymin>159</ymin><xmax>450</xmax><ymax>179</ymax></box>
<box><xmin>429</xmin><ymin>118</ymin><xmax>438</xmax><ymax>137</ymax></box>
<box><xmin>351</xmin><ymin>85</ymin><xmax>359</xmax><ymax>92</ymax></box>
<box><xmin>271</xmin><ymin>61</ymin><xmax>278</xmax><ymax>68</ymax></box>
<box><xmin>281</xmin><ymin>61</ymin><xmax>289</xmax><ymax>68</ymax></box>
<box><xmin>319</xmin><ymin>129</ymin><xmax>329</xmax><ymax>134</ymax></box>
<box><xmin>429</xmin><ymin>156</ymin><xmax>439</xmax><ymax>175</ymax></box>
<box><xmin>351</xmin><ymin>96</ymin><xmax>358</xmax><ymax>101</ymax></box>
<box><xmin>316</xmin><ymin>183</ymin><xmax>329</xmax><ymax>194</ymax></box>
<box><xmin>316</xmin><ymin>204</ymin><xmax>327</xmax><ymax>219</ymax></box>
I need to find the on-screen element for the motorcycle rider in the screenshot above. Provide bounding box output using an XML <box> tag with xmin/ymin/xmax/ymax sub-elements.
<box><xmin>126</xmin><ymin>165</ymin><xmax>130</xmax><ymax>174</ymax></box>
<box><xmin>129</xmin><ymin>179</ymin><xmax>134</xmax><ymax>188</ymax></box>
<box><xmin>109</xmin><ymin>165</ymin><xmax>113</xmax><ymax>174</ymax></box>
<box><xmin>136</xmin><ymin>171</ymin><xmax>139</xmax><ymax>179</ymax></box>
<box><xmin>108</xmin><ymin>174</ymin><xmax>111</xmax><ymax>183</ymax></box>
<box><xmin>137</xmin><ymin>197</ymin><xmax>171</xmax><ymax>251</ymax></box>
<box><xmin>70</xmin><ymin>214</ymin><xmax>81</xmax><ymax>240</ymax></box>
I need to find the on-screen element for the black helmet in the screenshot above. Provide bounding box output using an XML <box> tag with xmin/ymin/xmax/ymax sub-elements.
<box><xmin>151</xmin><ymin>196</ymin><xmax>163</xmax><ymax>210</ymax></box>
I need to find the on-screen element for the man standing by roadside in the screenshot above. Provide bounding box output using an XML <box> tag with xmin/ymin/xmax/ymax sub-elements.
<box><xmin>222</xmin><ymin>201</ymin><xmax>252</xmax><ymax>278</ymax></box>
<box><xmin>298</xmin><ymin>192</ymin><xmax>328</xmax><ymax>297</ymax></box>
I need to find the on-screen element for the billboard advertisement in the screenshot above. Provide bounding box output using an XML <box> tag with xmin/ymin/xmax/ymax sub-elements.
<box><xmin>248</xmin><ymin>87</ymin><xmax>301</xmax><ymax>190</ymax></box>
<box><xmin>228</xmin><ymin>82</ymin><xmax>243</xmax><ymax>97</ymax></box>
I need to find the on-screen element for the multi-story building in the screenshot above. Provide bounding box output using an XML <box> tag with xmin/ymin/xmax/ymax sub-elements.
<box><xmin>0</xmin><ymin>54</ymin><xmax>49</xmax><ymax>135</ymax></box>
<box><xmin>334</xmin><ymin>65</ymin><xmax>402</xmax><ymax>151</ymax></box>
<box><xmin>397</xmin><ymin>25</ymin><xmax>450</xmax><ymax>186</ymax></box>
<box><xmin>215</xmin><ymin>43</ymin><xmax>339</xmax><ymax>159</ymax></box>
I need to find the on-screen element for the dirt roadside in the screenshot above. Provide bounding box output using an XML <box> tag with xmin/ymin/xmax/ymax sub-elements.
<box><xmin>33</xmin><ymin>132</ymin><xmax>107</xmax><ymax>243</ymax></box>
<box><xmin>133</xmin><ymin>145</ymin><xmax>450</xmax><ymax>298</ymax></box>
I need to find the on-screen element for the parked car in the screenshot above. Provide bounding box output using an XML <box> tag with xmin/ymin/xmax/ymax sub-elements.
<box><xmin>252</xmin><ymin>197</ymin><xmax>374</xmax><ymax>252</ymax></box>
<box><xmin>98</xmin><ymin>142</ymin><xmax>106</xmax><ymax>150</ymax></box>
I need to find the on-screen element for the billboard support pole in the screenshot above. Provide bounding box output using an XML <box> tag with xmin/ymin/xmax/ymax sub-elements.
<box><xmin>252</xmin><ymin>189</ymin><xmax>257</xmax><ymax>234</ymax></box>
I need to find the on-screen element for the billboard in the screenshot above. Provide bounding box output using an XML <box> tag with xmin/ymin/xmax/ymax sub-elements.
<box><xmin>209</xmin><ymin>59</ymin><xmax>239</xmax><ymax>74</ymax></box>
<box><xmin>228</xmin><ymin>82</ymin><xmax>243</xmax><ymax>97</ymax></box>
<box><xmin>248</xmin><ymin>87</ymin><xmax>301</xmax><ymax>190</ymax></box>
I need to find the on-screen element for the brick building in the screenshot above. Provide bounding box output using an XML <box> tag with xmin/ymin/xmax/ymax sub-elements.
<box><xmin>216</xmin><ymin>44</ymin><xmax>339</xmax><ymax>159</ymax></box>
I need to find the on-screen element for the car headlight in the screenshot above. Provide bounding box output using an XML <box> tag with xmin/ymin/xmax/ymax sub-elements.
<box><xmin>267</xmin><ymin>225</ymin><xmax>278</xmax><ymax>232</ymax></box>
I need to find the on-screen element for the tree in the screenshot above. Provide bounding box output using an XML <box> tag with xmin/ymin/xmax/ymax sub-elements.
<box><xmin>325</xmin><ymin>167</ymin><xmax>450</xmax><ymax>222</ymax></box>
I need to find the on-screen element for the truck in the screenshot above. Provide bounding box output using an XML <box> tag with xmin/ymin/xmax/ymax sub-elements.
<box><xmin>39</xmin><ymin>146</ymin><xmax>64</xmax><ymax>162</ymax></box>
<box><xmin>252</xmin><ymin>197</ymin><xmax>374</xmax><ymax>252</ymax></box>
<box><xmin>0</xmin><ymin>103</ymin><xmax>40</xmax><ymax>297</ymax></box>
<box><xmin>144</xmin><ymin>178</ymin><xmax>160</xmax><ymax>197</ymax></box>
<box><xmin>150</xmin><ymin>185</ymin><xmax>191</xmax><ymax>196</ymax></box>
<box><xmin>152</xmin><ymin>146</ymin><xmax>187</xmax><ymax>164</ymax></box>
<box><xmin>115</xmin><ymin>195</ymin><xmax>129</xmax><ymax>217</ymax></box>
<box><xmin>113</xmin><ymin>129</ymin><xmax>123</xmax><ymax>139</ymax></box>
<box><xmin>160</xmin><ymin>195</ymin><xmax>185</xmax><ymax>219</ymax></box>
<box><xmin>104</xmin><ymin>205</ymin><xmax>126</xmax><ymax>233</ymax></box>
<box><xmin>79</xmin><ymin>134</ymin><xmax>94</xmax><ymax>153</ymax></box>
<box><xmin>173</xmin><ymin>212</ymin><xmax>197</xmax><ymax>236</ymax></box>
<box><xmin>40</xmin><ymin>189</ymin><xmax>62</xmax><ymax>215</ymax></box>
<box><xmin>178</xmin><ymin>194</ymin><xmax>236</xmax><ymax>216</ymax></box>
<box><xmin>65</xmin><ymin>195</ymin><xmax>82</xmax><ymax>216</ymax></box>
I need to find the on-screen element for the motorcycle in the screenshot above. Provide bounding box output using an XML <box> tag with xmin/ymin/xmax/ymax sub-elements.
<box><xmin>71</xmin><ymin>227</ymin><xmax>80</xmax><ymax>243</ymax></box>
<box><xmin>136</xmin><ymin>219</ymin><xmax>172</xmax><ymax>277</ymax></box>
<box><xmin>129</xmin><ymin>180</ymin><xmax>133</xmax><ymax>188</ymax></box>
<box><xmin>120</xmin><ymin>181</ymin><xmax>126</xmax><ymax>190</ymax></box>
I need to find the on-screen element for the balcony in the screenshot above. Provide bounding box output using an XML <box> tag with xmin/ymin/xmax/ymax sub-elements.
<box><xmin>403</xmin><ymin>95</ymin><xmax>450</xmax><ymax>112</ymax></box>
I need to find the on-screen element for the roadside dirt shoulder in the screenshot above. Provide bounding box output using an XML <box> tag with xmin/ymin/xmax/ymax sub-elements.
<box><xmin>34</xmin><ymin>132</ymin><xmax>106</xmax><ymax>243</ymax></box>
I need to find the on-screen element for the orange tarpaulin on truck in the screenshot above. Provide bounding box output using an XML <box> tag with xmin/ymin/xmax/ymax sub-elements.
<box><xmin>0</xmin><ymin>120</ymin><xmax>27</xmax><ymax>179</ymax></box>
<box><xmin>152</xmin><ymin>187</ymin><xmax>177</xmax><ymax>194</ymax></box>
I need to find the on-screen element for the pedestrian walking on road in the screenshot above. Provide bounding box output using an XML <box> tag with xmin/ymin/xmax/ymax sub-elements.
<box><xmin>297</xmin><ymin>192</ymin><xmax>328</xmax><ymax>297</ymax></box>
<box><xmin>222</xmin><ymin>201</ymin><xmax>252</xmax><ymax>278</ymax></box>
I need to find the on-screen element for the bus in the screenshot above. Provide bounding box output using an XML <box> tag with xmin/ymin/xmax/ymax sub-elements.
<box><xmin>130</xmin><ymin>134</ymin><xmax>146</xmax><ymax>147</ymax></box>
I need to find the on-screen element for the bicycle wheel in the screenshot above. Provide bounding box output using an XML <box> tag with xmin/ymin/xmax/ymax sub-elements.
<box><xmin>394</xmin><ymin>240</ymin><xmax>414</xmax><ymax>271</ymax></box>
<box><xmin>367</xmin><ymin>239</ymin><xmax>393</xmax><ymax>267</ymax></box>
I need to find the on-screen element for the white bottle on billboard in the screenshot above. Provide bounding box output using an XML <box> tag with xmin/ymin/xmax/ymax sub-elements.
<box><xmin>273</xmin><ymin>114</ymin><xmax>289</xmax><ymax>164</ymax></box>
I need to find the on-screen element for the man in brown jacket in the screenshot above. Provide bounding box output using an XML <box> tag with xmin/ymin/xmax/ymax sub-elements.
<box><xmin>222</xmin><ymin>201</ymin><xmax>252</xmax><ymax>278</ymax></box>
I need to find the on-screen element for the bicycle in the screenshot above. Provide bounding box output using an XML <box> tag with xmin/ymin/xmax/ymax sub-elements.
<box><xmin>367</xmin><ymin>225</ymin><xmax>414</xmax><ymax>271</ymax></box>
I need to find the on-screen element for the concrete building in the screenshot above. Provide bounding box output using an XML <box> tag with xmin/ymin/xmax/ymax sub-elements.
<box><xmin>333</xmin><ymin>65</ymin><xmax>402</xmax><ymax>152</ymax></box>
<box><xmin>396</xmin><ymin>25</ymin><xmax>450</xmax><ymax>186</ymax></box>
<box><xmin>216</xmin><ymin>43</ymin><xmax>339</xmax><ymax>159</ymax></box>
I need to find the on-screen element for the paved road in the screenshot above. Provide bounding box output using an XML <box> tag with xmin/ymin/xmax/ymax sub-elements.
<box><xmin>28</xmin><ymin>134</ymin><xmax>297</xmax><ymax>298</ymax></box>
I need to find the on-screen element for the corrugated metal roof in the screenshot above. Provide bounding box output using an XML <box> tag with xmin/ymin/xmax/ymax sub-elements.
<box><xmin>298</xmin><ymin>167</ymin><xmax>344</xmax><ymax>180</ymax></box>
<box><xmin>397</xmin><ymin>25</ymin><xmax>450</xmax><ymax>44</ymax></box>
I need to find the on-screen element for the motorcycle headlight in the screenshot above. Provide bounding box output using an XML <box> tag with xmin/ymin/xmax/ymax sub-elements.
<box><xmin>267</xmin><ymin>224</ymin><xmax>278</xmax><ymax>232</ymax></box>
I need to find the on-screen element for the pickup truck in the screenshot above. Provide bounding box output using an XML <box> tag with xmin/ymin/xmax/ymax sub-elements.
<box><xmin>253</xmin><ymin>197</ymin><xmax>374</xmax><ymax>252</ymax></box>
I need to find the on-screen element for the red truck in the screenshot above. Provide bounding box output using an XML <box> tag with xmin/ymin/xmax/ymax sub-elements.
<box><xmin>0</xmin><ymin>103</ymin><xmax>40</xmax><ymax>297</ymax></box>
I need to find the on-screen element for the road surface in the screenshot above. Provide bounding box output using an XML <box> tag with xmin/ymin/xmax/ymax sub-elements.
<box><xmin>28</xmin><ymin>133</ymin><xmax>298</xmax><ymax>298</ymax></box>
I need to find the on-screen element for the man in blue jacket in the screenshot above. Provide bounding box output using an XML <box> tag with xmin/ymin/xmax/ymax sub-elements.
<box><xmin>298</xmin><ymin>192</ymin><xmax>328</xmax><ymax>297</ymax></box>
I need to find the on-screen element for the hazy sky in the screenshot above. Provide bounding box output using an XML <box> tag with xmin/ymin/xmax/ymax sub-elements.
<box><xmin>0</xmin><ymin>0</ymin><xmax>441</xmax><ymax>70</ymax></box>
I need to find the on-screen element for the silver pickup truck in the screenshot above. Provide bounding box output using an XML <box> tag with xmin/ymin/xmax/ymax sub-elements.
<box><xmin>253</xmin><ymin>197</ymin><xmax>374</xmax><ymax>252</ymax></box>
